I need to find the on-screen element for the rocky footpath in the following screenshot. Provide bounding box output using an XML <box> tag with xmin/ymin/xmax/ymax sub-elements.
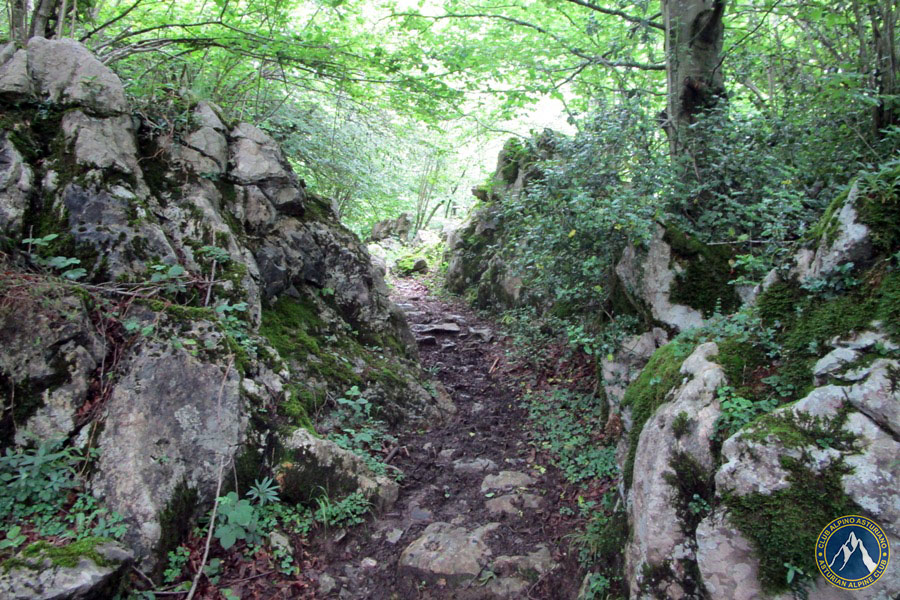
<box><xmin>309</xmin><ymin>278</ymin><xmax>585</xmax><ymax>599</ymax></box>
<box><xmin>446</xmin><ymin>140</ymin><xmax>900</xmax><ymax>598</ymax></box>
<box><xmin>0</xmin><ymin>38</ymin><xmax>446</xmax><ymax>594</ymax></box>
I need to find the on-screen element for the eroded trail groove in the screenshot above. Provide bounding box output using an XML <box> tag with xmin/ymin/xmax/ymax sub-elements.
<box><xmin>313</xmin><ymin>279</ymin><xmax>582</xmax><ymax>599</ymax></box>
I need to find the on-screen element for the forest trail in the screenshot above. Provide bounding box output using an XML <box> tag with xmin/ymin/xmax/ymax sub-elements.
<box><xmin>311</xmin><ymin>279</ymin><xmax>583</xmax><ymax>599</ymax></box>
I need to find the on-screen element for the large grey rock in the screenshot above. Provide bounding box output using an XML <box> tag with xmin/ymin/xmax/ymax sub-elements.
<box><xmin>0</xmin><ymin>290</ymin><xmax>103</xmax><ymax>445</ymax></box>
<box><xmin>61</xmin><ymin>184</ymin><xmax>178</xmax><ymax>280</ymax></box>
<box><xmin>179</xmin><ymin>126</ymin><xmax>228</xmax><ymax>175</ymax></box>
<box><xmin>797</xmin><ymin>182</ymin><xmax>873</xmax><ymax>282</ymax></box>
<box><xmin>615</xmin><ymin>225</ymin><xmax>704</xmax><ymax>332</ymax></box>
<box><xmin>193</xmin><ymin>101</ymin><xmax>227</xmax><ymax>131</ymax></box>
<box><xmin>625</xmin><ymin>342</ymin><xmax>724</xmax><ymax>598</ymax></box>
<box><xmin>61</xmin><ymin>111</ymin><xmax>140</xmax><ymax>176</ymax></box>
<box><xmin>233</xmin><ymin>184</ymin><xmax>278</xmax><ymax>234</ymax></box>
<box><xmin>716</xmin><ymin>385</ymin><xmax>846</xmax><ymax>497</ymax></box>
<box><xmin>0</xmin><ymin>540</ymin><xmax>133</xmax><ymax>600</ymax></box>
<box><xmin>229</xmin><ymin>122</ymin><xmax>293</xmax><ymax>183</ymax></box>
<box><xmin>0</xmin><ymin>46</ymin><xmax>33</xmax><ymax>97</ymax></box>
<box><xmin>813</xmin><ymin>346</ymin><xmax>861</xmax><ymax>384</ymax></box>
<box><xmin>399</xmin><ymin>522</ymin><xmax>499</xmax><ymax>583</ymax></box>
<box><xmin>705</xmin><ymin>360</ymin><xmax>900</xmax><ymax>598</ymax></box>
<box><xmin>695</xmin><ymin>510</ymin><xmax>767</xmax><ymax>600</ymax></box>
<box><xmin>26</xmin><ymin>37</ymin><xmax>127</xmax><ymax>114</ymax></box>
<box><xmin>0</xmin><ymin>132</ymin><xmax>33</xmax><ymax>234</ymax></box>
<box><xmin>601</xmin><ymin>327</ymin><xmax>669</xmax><ymax>405</ymax></box>
<box><xmin>228</xmin><ymin>123</ymin><xmax>305</xmax><ymax>217</ymax></box>
<box><xmin>91</xmin><ymin>341</ymin><xmax>247</xmax><ymax>563</ymax></box>
<box><xmin>279</xmin><ymin>428</ymin><xmax>399</xmax><ymax>512</ymax></box>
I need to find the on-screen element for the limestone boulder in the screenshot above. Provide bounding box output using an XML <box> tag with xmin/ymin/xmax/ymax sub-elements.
<box><xmin>695</xmin><ymin>509</ymin><xmax>769</xmax><ymax>600</ymax></box>
<box><xmin>156</xmin><ymin>179</ymin><xmax>263</xmax><ymax>324</ymax></box>
<box><xmin>228</xmin><ymin>123</ymin><xmax>305</xmax><ymax>216</ymax></box>
<box><xmin>0</xmin><ymin>289</ymin><xmax>103</xmax><ymax>445</ymax></box>
<box><xmin>0</xmin><ymin>45</ymin><xmax>33</xmax><ymax>98</ymax></box>
<box><xmin>91</xmin><ymin>339</ymin><xmax>247</xmax><ymax>564</ymax></box>
<box><xmin>795</xmin><ymin>181</ymin><xmax>874</xmax><ymax>283</ymax></box>
<box><xmin>26</xmin><ymin>37</ymin><xmax>127</xmax><ymax>114</ymax></box>
<box><xmin>178</xmin><ymin>126</ymin><xmax>228</xmax><ymax>175</ymax></box>
<box><xmin>61</xmin><ymin>111</ymin><xmax>140</xmax><ymax>176</ymax></box>
<box><xmin>615</xmin><ymin>225</ymin><xmax>705</xmax><ymax>332</ymax></box>
<box><xmin>704</xmin><ymin>358</ymin><xmax>900</xmax><ymax>598</ymax></box>
<box><xmin>278</xmin><ymin>428</ymin><xmax>399</xmax><ymax>512</ymax></box>
<box><xmin>0</xmin><ymin>540</ymin><xmax>133</xmax><ymax>600</ymax></box>
<box><xmin>625</xmin><ymin>342</ymin><xmax>725</xmax><ymax>598</ymax></box>
<box><xmin>193</xmin><ymin>101</ymin><xmax>227</xmax><ymax>131</ymax></box>
<box><xmin>0</xmin><ymin>132</ymin><xmax>33</xmax><ymax>234</ymax></box>
<box><xmin>60</xmin><ymin>184</ymin><xmax>178</xmax><ymax>280</ymax></box>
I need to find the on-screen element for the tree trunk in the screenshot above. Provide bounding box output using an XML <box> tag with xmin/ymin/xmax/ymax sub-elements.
<box><xmin>9</xmin><ymin>0</ymin><xmax>28</xmax><ymax>45</ymax></box>
<box><xmin>30</xmin><ymin>0</ymin><xmax>61</xmax><ymax>40</ymax></box>
<box><xmin>662</xmin><ymin>0</ymin><xmax>727</xmax><ymax>156</ymax></box>
<box><xmin>870</xmin><ymin>2</ymin><xmax>899</xmax><ymax>137</ymax></box>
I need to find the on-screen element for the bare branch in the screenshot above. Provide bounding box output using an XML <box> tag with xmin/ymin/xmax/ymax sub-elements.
<box><xmin>394</xmin><ymin>12</ymin><xmax>664</xmax><ymax>71</ymax></box>
<box><xmin>80</xmin><ymin>0</ymin><xmax>144</xmax><ymax>42</ymax></box>
<box><xmin>560</xmin><ymin>0</ymin><xmax>664</xmax><ymax>31</ymax></box>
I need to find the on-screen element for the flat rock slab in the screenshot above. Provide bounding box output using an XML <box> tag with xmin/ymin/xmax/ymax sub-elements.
<box><xmin>485</xmin><ymin>492</ymin><xmax>543</xmax><ymax>516</ymax></box>
<box><xmin>492</xmin><ymin>545</ymin><xmax>555</xmax><ymax>577</ymax></box>
<box><xmin>469</xmin><ymin>327</ymin><xmax>494</xmax><ymax>342</ymax></box>
<box><xmin>412</xmin><ymin>322</ymin><xmax>461</xmax><ymax>335</ymax></box>
<box><xmin>481</xmin><ymin>471</ymin><xmax>535</xmax><ymax>493</ymax></box>
<box><xmin>399</xmin><ymin>522</ymin><xmax>499</xmax><ymax>583</ymax></box>
<box><xmin>453</xmin><ymin>457</ymin><xmax>498</xmax><ymax>473</ymax></box>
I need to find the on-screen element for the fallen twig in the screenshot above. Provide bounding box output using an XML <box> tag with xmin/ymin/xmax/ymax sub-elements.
<box><xmin>489</xmin><ymin>357</ymin><xmax>500</xmax><ymax>374</ymax></box>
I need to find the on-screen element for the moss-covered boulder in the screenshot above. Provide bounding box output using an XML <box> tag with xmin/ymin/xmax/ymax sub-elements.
<box><xmin>624</xmin><ymin>342</ymin><xmax>725</xmax><ymax>598</ymax></box>
<box><xmin>0</xmin><ymin>538</ymin><xmax>133</xmax><ymax>600</ymax></box>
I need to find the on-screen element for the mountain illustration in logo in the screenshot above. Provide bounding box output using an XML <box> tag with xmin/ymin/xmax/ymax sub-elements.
<box><xmin>828</xmin><ymin>531</ymin><xmax>878</xmax><ymax>575</ymax></box>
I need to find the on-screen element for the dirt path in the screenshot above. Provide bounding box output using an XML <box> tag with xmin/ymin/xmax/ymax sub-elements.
<box><xmin>310</xmin><ymin>279</ymin><xmax>584</xmax><ymax>599</ymax></box>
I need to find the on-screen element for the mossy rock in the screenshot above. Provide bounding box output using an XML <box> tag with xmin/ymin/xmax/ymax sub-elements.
<box><xmin>754</xmin><ymin>271</ymin><xmax>900</xmax><ymax>400</ymax></box>
<box><xmin>725</xmin><ymin>456</ymin><xmax>860</xmax><ymax>594</ymax></box>
<box><xmin>622</xmin><ymin>338</ymin><xmax>694</xmax><ymax>487</ymax></box>
<box><xmin>17</xmin><ymin>538</ymin><xmax>115</xmax><ymax>569</ymax></box>
<box><xmin>664</xmin><ymin>226</ymin><xmax>740</xmax><ymax>317</ymax></box>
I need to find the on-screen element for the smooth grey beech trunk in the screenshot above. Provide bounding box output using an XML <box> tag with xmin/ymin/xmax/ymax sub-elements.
<box><xmin>662</xmin><ymin>0</ymin><xmax>727</xmax><ymax>157</ymax></box>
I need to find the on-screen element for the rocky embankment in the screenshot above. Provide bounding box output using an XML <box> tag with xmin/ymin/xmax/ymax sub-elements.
<box><xmin>0</xmin><ymin>38</ymin><xmax>448</xmax><ymax>597</ymax></box>
<box><xmin>446</xmin><ymin>141</ymin><xmax>900</xmax><ymax>598</ymax></box>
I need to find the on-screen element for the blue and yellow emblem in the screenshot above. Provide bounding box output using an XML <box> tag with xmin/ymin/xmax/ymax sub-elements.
<box><xmin>817</xmin><ymin>515</ymin><xmax>890</xmax><ymax>590</ymax></box>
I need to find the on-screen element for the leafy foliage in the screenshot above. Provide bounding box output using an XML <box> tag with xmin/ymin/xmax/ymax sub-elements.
<box><xmin>0</xmin><ymin>439</ymin><xmax>127</xmax><ymax>557</ymax></box>
<box><xmin>526</xmin><ymin>389</ymin><xmax>617</xmax><ymax>483</ymax></box>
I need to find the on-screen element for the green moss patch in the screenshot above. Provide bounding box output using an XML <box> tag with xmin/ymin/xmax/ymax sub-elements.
<box><xmin>856</xmin><ymin>161</ymin><xmax>900</xmax><ymax>253</ymax></box>
<box><xmin>664</xmin><ymin>450</ymin><xmax>715</xmax><ymax>535</ymax></box>
<box><xmin>714</xmin><ymin>338</ymin><xmax>768</xmax><ymax>392</ymax></box>
<box><xmin>156</xmin><ymin>481</ymin><xmax>198</xmax><ymax>573</ymax></box>
<box><xmin>622</xmin><ymin>338</ymin><xmax>694</xmax><ymax>487</ymax></box>
<box><xmin>18</xmin><ymin>537</ymin><xmax>114</xmax><ymax>569</ymax></box>
<box><xmin>725</xmin><ymin>456</ymin><xmax>860</xmax><ymax>594</ymax></box>
<box><xmin>755</xmin><ymin>272</ymin><xmax>900</xmax><ymax>400</ymax></box>
<box><xmin>665</xmin><ymin>226</ymin><xmax>740</xmax><ymax>317</ymax></box>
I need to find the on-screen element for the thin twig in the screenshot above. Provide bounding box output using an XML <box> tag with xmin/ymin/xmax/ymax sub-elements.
<box><xmin>185</xmin><ymin>457</ymin><xmax>226</xmax><ymax>600</ymax></box>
